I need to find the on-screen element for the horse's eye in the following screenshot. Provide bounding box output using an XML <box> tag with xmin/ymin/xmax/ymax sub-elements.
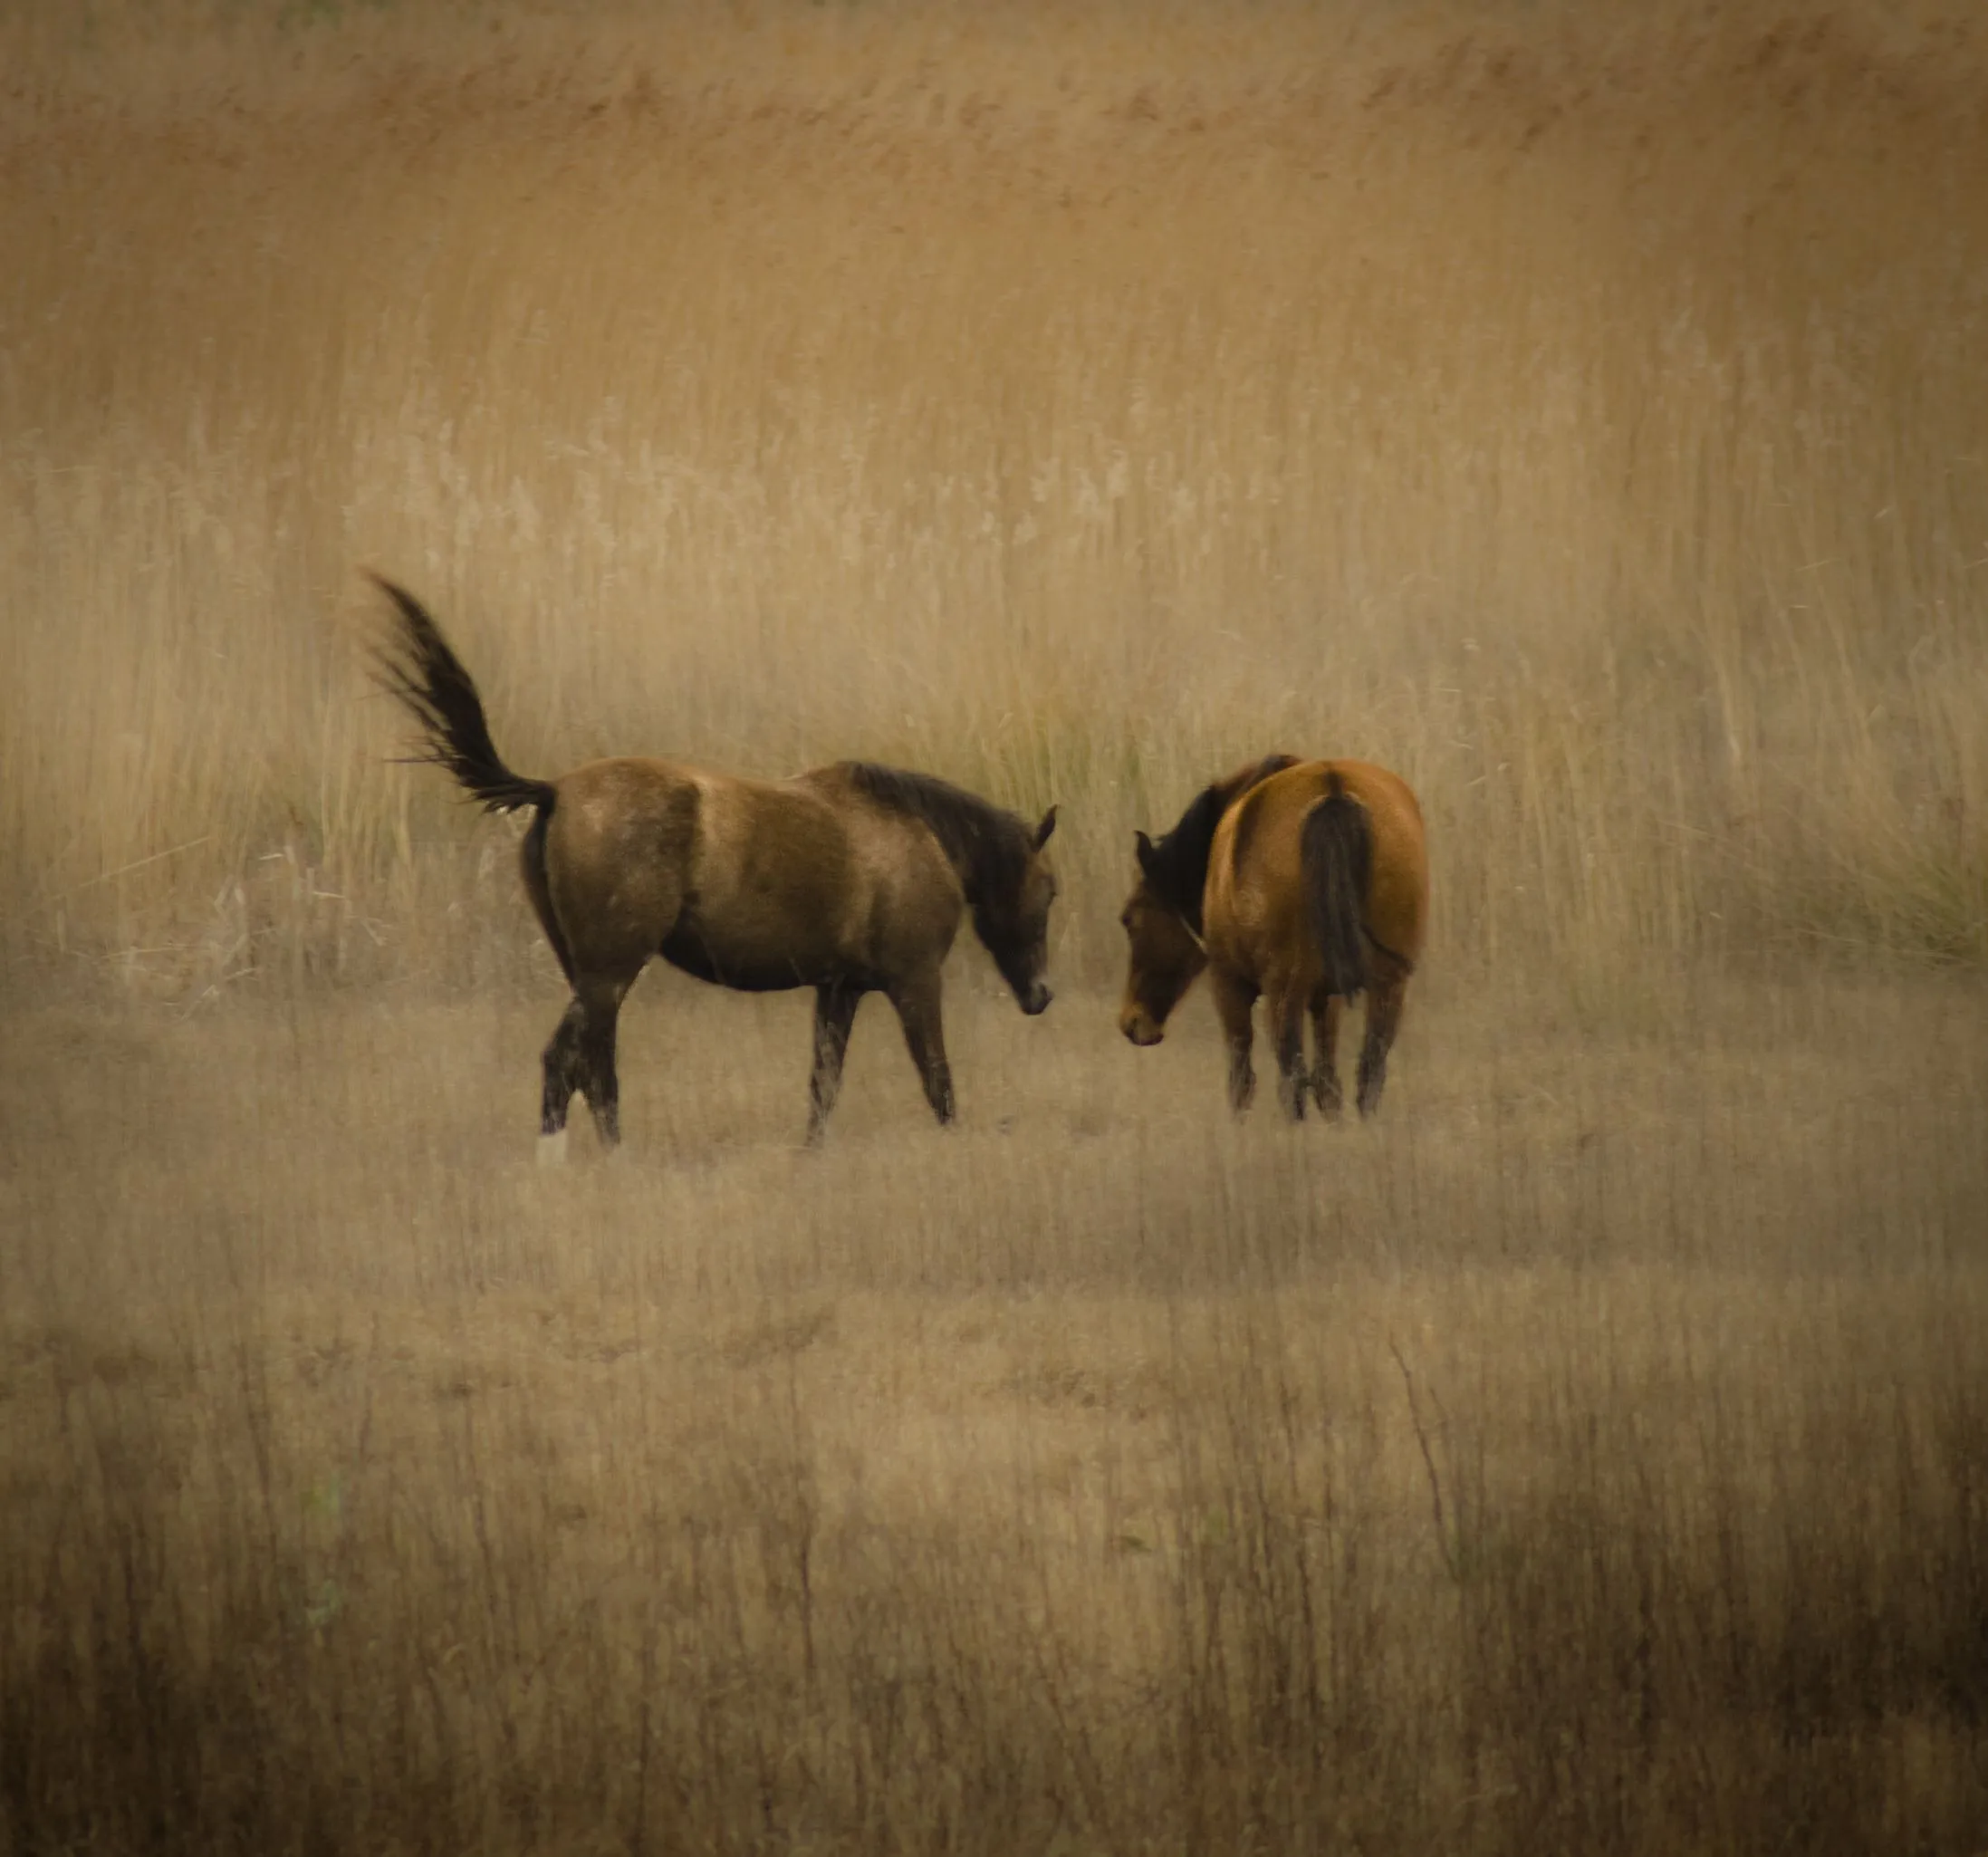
<box><xmin>1119</xmin><ymin>909</ymin><xmax>1133</xmax><ymax>931</ymax></box>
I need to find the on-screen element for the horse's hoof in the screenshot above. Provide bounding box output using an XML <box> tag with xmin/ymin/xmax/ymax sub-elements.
<box><xmin>536</xmin><ymin>1129</ymin><xmax>569</xmax><ymax>1168</ymax></box>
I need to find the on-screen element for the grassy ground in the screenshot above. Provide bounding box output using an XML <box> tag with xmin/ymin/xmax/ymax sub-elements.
<box><xmin>3</xmin><ymin>1</ymin><xmax>1987</xmax><ymax>1850</ymax></box>
<box><xmin>5</xmin><ymin>976</ymin><xmax>1987</xmax><ymax>1854</ymax></box>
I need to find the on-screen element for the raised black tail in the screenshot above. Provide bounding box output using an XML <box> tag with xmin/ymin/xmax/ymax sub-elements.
<box><xmin>1301</xmin><ymin>772</ymin><xmax>1372</xmax><ymax>1000</ymax></box>
<box><xmin>369</xmin><ymin>575</ymin><xmax>556</xmax><ymax>816</ymax></box>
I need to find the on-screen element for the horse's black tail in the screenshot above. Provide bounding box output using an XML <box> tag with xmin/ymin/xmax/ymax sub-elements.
<box><xmin>1301</xmin><ymin>772</ymin><xmax>1372</xmax><ymax>1001</ymax></box>
<box><xmin>369</xmin><ymin>575</ymin><xmax>557</xmax><ymax>816</ymax></box>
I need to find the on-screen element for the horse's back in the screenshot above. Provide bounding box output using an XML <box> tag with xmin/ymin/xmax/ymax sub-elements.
<box><xmin>1212</xmin><ymin>758</ymin><xmax>1428</xmax><ymax>973</ymax></box>
<box><xmin>537</xmin><ymin>756</ymin><xmax>965</xmax><ymax>991</ymax></box>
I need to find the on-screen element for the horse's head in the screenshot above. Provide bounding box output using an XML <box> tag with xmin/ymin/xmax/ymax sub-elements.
<box><xmin>974</xmin><ymin>805</ymin><xmax>1059</xmax><ymax>1015</ymax></box>
<box><xmin>1118</xmin><ymin>831</ymin><xmax>1209</xmax><ymax>1045</ymax></box>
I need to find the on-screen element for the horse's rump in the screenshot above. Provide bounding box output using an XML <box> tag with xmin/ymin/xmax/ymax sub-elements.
<box><xmin>519</xmin><ymin>808</ymin><xmax>577</xmax><ymax>987</ymax></box>
<box><xmin>1123</xmin><ymin>751</ymin><xmax>1424</xmax><ymax>1120</ymax></box>
<box><xmin>1214</xmin><ymin>758</ymin><xmax>1426</xmax><ymax>983</ymax></box>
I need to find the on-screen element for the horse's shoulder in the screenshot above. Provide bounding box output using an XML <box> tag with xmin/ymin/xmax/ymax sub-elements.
<box><xmin>786</xmin><ymin>762</ymin><xmax>900</xmax><ymax>825</ymax></box>
<box><xmin>787</xmin><ymin>763</ymin><xmax>961</xmax><ymax>875</ymax></box>
<box><xmin>784</xmin><ymin>761</ymin><xmax>852</xmax><ymax>796</ymax></box>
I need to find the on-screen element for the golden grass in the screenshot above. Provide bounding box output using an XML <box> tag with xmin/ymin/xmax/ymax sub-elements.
<box><xmin>4</xmin><ymin>2</ymin><xmax>1988</xmax><ymax>1850</ymax></box>
<box><xmin>5</xmin><ymin>979</ymin><xmax>1986</xmax><ymax>1852</ymax></box>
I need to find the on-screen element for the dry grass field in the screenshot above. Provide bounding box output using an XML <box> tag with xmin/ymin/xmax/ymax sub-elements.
<box><xmin>3</xmin><ymin>0</ymin><xmax>1987</xmax><ymax>1851</ymax></box>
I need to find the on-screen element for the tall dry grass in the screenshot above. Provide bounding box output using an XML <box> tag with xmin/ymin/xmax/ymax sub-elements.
<box><xmin>3</xmin><ymin>0</ymin><xmax>1983</xmax><ymax>997</ymax></box>
<box><xmin>4</xmin><ymin>5</ymin><xmax>1988</xmax><ymax>1852</ymax></box>
<box><xmin>5</xmin><ymin>982</ymin><xmax>1986</xmax><ymax>1854</ymax></box>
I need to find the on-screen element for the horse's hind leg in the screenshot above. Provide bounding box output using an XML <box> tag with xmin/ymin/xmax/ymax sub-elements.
<box><xmin>540</xmin><ymin>996</ymin><xmax>589</xmax><ymax>1161</ymax></box>
<box><xmin>1355</xmin><ymin>961</ymin><xmax>1410</xmax><ymax>1119</ymax></box>
<box><xmin>540</xmin><ymin>981</ymin><xmax>629</xmax><ymax>1158</ymax></box>
<box><xmin>1210</xmin><ymin>967</ymin><xmax>1258</xmax><ymax>1115</ymax></box>
<box><xmin>1272</xmin><ymin>989</ymin><xmax>1310</xmax><ymax>1122</ymax></box>
<box><xmin>805</xmin><ymin>983</ymin><xmax>863</xmax><ymax>1147</ymax></box>
<box><xmin>888</xmin><ymin>967</ymin><xmax>956</xmax><ymax>1127</ymax></box>
<box><xmin>575</xmin><ymin>986</ymin><xmax>626</xmax><ymax>1149</ymax></box>
<box><xmin>1310</xmin><ymin>993</ymin><xmax>1346</xmax><ymax>1121</ymax></box>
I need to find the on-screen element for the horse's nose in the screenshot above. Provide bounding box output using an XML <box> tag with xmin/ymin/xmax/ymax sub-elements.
<box><xmin>1119</xmin><ymin>1007</ymin><xmax>1163</xmax><ymax>1047</ymax></box>
<box><xmin>1023</xmin><ymin>982</ymin><xmax>1053</xmax><ymax>1015</ymax></box>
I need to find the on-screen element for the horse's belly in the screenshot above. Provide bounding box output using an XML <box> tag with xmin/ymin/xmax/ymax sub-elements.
<box><xmin>659</xmin><ymin>908</ymin><xmax>855</xmax><ymax>993</ymax></box>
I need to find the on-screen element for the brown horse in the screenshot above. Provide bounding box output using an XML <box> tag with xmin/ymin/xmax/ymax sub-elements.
<box><xmin>371</xmin><ymin>577</ymin><xmax>1058</xmax><ymax>1155</ymax></box>
<box><xmin>1119</xmin><ymin>755</ymin><xmax>1426</xmax><ymax>1121</ymax></box>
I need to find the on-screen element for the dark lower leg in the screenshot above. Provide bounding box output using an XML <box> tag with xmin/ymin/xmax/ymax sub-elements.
<box><xmin>1273</xmin><ymin>999</ymin><xmax>1309</xmax><ymax>1122</ymax></box>
<box><xmin>1311</xmin><ymin>995</ymin><xmax>1345</xmax><ymax>1120</ymax></box>
<box><xmin>806</xmin><ymin>985</ymin><xmax>862</xmax><ymax>1146</ymax></box>
<box><xmin>1357</xmin><ymin>975</ymin><xmax>1407</xmax><ymax>1119</ymax></box>
<box><xmin>890</xmin><ymin>974</ymin><xmax>956</xmax><ymax>1126</ymax></box>
<box><xmin>540</xmin><ymin>998</ymin><xmax>588</xmax><ymax>1136</ymax></box>
<box><xmin>1210</xmin><ymin>970</ymin><xmax>1257</xmax><ymax>1116</ymax></box>
<box><xmin>577</xmin><ymin>1002</ymin><xmax>622</xmax><ymax>1148</ymax></box>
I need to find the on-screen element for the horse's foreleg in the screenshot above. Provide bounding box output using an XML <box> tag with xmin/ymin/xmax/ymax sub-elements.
<box><xmin>888</xmin><ymin>969</ymin><xmax>956</xmax><ymax>1126</ymax></box>
<box><xmin>1310</xmin><ymin>993</ymin><xmax>1345</xmax><ymax>1121</ymax></box>
<box><xmin>805</xmin><ymin>984</ymin><xmax>863</xmax><ymax>1146</ymax></box>
<box><xmin>1209</xmin><ymin>968</ymin><xmax>1258</xmax><ymax>1117</ymax></box>
<box><xmin>1356</xmin><ymin>963</ymin><xmax>1409</xmax><ymax>1119</ymax></box>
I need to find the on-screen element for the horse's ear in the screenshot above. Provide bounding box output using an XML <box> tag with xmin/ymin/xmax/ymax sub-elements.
<box><xmin>1135</xmin><ymin>829</ymin><xmax>1156</xmax><ymax>874</ymax></box>
<box><xmin>1032</xmin><ymin>804</ymin><xmax>1058</xmax><ymax>852</ymax></box>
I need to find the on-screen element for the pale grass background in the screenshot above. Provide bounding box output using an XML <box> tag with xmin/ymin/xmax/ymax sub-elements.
<box><xmin>3</xmin><ymin>1</ymin><xmax>1987</xmax><ymax>1850</ymax></box>
<box><xmin>4</xmin><ymin>0</ymin><xmax>1984</xmax><ymax>986</ymax></box>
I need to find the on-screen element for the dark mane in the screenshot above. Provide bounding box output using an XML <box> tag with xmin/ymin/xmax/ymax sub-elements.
<box><xmin>843</xmin><ymin>763</ymin><xmax>1033</xmax><ymax>906</ymax></box>
<box><xmin>1145</xmin><ymin>753</ymin><xmax>1300</xmax><ymax>933</ymax></box>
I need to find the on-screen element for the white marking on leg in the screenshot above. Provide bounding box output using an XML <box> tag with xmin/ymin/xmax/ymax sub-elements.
<box><xmin>537</xmin><ymin>1128</ymin><xmax>569</xmax><ymax>1168</ymax></box>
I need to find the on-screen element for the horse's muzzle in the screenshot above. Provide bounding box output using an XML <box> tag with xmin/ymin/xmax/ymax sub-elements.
<box><xmin>1019</xmin><ymin>982</ymin><xmax>1053</xmax><ymax>1016</ymax></box>
<box><xmin>1119</xmin><ymin>1008</ymin><xmax>1165</xmax><ymax>1047</ymax></box>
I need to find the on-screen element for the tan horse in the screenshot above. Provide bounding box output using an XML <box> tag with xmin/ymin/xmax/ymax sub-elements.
<box><xmin>372</xmin><ymin>578</ymin><xmax>1058</xmax><ymax>1154</ymax></box>
<box><xmin>1119</xmin><ymin>755</ymin><xmax>1426</xmax><ymax>1120</ymax></box>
